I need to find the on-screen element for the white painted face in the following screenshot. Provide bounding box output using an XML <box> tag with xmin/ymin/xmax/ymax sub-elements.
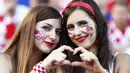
<box><xmin>35</xmin><ymin>19</ymin><xmax>61</xmax><ymax>53</ymax></box>
<box><xmin>67</xmin><ymin>9</ymin><xmax>97</xmax><ymax>49</ymax></box>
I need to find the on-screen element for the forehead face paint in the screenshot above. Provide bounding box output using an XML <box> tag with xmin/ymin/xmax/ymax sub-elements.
<box><xmin>85</xmin><ymin>24</ymin><xmax>94</xmax><ymax>37</ymax></box>
<box><xmin>34</xmin><ymin>30</ymin><xmax>46</xmax><ymax>40</ymax></box>
<box><xmin>68</xmin><ymin>31</ymin><xmax>74</xmax><ymax>38</ymax></box>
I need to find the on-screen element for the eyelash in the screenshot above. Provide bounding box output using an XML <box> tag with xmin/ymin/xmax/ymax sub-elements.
<box><xmin>67</xmin><ymin>23</ymin><xmax>88</xmax><ymax>31</ymax></box>
<box><xmin>42</xmin><ymin>26</ymin><xmax>61</xmax><ymax>36</ymax></box>
<box><xmin>56</xmin><ymin>30</ymin><xmax>61</xmax><ymax>36</ymax></box>
<box><xmin>79</xmin><ymin>23</ymin><xmax>86</xmax><ymax>27</ymax></box>
<box><xmin>42</xmin><ymin>26</ymin><xmax>51</xmax><ymax>31</ymax></box>
<box><xmin>67</xmin><ymin>25</ymin><xmax>74</xmax><ymax>30</ymax></box>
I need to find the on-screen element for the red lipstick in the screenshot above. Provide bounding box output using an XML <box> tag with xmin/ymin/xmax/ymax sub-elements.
<box><xmin>76</xmin><ymin>35</ymin><xmax>89</xmax><ymax>42</ymax></box>
<box><xmin>44</xmin><ymin>41</ymin><xmax>54</xmax><ymax>46</ymax></box>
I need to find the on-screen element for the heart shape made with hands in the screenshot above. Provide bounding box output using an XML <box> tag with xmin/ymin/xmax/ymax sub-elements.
<box><xmin>63</xmin><ymin>50</ymin><xmax>82</xmax><ymax>62</ymax></box>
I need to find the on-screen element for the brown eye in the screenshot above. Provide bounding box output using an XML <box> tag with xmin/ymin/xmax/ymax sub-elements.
<box><xmin>79</xmin><ymin>23</ymin><xmax>86</xmax><ymax>27</ymax></box>
<box><xmin>67</xmin><ymin>24</ymin><xmax>75</xmax><ymax>31</ymax></box>
<box><xmin>78</xmin><ymin>20</ymin><xmax>88</xmax><ymax>27</ymax></box>
<box><xmin>42</xmin><ymin>26</ymin><xmax>51</xmax><ymax>31</ymax></box>
<box><xmin>56</xmin><ymin>29</ymin><xmax>61</xmax><ymax>36</ymax></box>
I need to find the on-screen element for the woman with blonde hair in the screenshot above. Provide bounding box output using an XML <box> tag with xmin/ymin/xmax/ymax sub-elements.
<box><xmin>0</xmin><ymin>5</ymin><xmax>73</xmax><ymax>73</ymax></box>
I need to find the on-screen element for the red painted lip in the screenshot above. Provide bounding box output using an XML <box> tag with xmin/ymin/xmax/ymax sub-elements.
<box><xmin>44</xmin><ymin>41</ymin><xmax>54</xmax><ymax>46</ymax></box>
<box><xmin>76</xmin><ymin>35</ymin><xmax>89</xmax><ymax>42</ymax></box>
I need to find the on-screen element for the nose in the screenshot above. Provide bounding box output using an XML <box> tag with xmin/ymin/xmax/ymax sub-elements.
<box><xmin>74</xmin><ymin>26</ymin><xmax>82</xmax><ymax>36</ymax></box>
<box><xmin>48</xmin><ymin>30</ymin><xmax>56</xmax><ymax>41</ymax></box>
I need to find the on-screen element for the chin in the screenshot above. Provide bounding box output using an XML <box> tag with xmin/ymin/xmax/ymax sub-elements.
<box><xmin>76</xmin><ymin>42</ymin><xmax>93</xmax><ymax>49</ymax></box>
<box><xmin>39</xmin><ymin>47</ymin><xmax>53</xmax><ymax>54</ymax></box>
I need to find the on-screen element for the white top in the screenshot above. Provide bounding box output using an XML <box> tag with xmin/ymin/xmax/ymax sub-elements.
<box><xmin>109</xmin><ymin>52</ymin><xmax>119</xmax><ymax>73</ymax></box>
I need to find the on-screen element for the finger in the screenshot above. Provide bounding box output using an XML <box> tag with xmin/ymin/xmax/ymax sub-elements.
<box><xmin>81</xmin><ymin>56</ymin><xmax>91</xmax><ymax>62</ymax></box>
<box><xmin>73</xmin><ymin>47</ymin><xmax>88</xmax><ymax>54</ymax></box>
<box><xmin>57</xmin><ymin>45</ymin><xmax>74</xmax><ymax>52</ymax></box>
<box><xmin>61</xmin><ymin>60</ymin><xmax>71</xmax><ymax>65</ymax></box>
<box><xmin>80</xmin><ymin>52</ymin><xmax>94</xmax><ymax>61</ymax></box>
<box><xmin>52</xmin><ymin>59</ymin><xmax>64</xmax><ymax>65</ymax></box>
<box><xmin>71</xmin><ymin>61</ymin><xmax>83</xmax><ymax>67</ymax></box>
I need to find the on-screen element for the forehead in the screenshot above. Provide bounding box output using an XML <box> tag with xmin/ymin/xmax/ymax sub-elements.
<box><xmin>36</xmin><ymin>19</ymin><xmax>61</xmax><ymax>28</ymax></box>
<box><xmin>67</xmin><ymin>9</ymin><xmax>95</xmax><ymax>25</ymax></box>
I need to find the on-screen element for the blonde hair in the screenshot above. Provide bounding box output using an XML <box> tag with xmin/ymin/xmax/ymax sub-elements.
<box><xmin>5</xmin><ymin>5</ymin><xmax>62</xmax><ymax>73</ymax></box>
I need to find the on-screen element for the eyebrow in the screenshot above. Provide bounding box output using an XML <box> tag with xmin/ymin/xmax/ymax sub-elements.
<box><xmin>67</xmin><ymin>20</ymin><xmax>88</xmax><ymax>25</ymax></box>
<box><xmin>44</xmin><ymin>23</ymin><xmax>53</xmax><ymax>28</ymax></box>
<box><xmin>77</xmin><ymin>20</ymin><xmax>88</xmax><ymax>24</ymax></box>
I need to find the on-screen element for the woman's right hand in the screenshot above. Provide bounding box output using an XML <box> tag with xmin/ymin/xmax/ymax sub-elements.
<box><xmin>41</xmin><ymin>45</ymin><xmax>73</xmax><ymax>70</ymax></box>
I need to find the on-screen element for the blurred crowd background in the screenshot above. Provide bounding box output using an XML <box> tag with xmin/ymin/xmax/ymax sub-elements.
<box><xmin>0</xmin><ymin>0</ymin><xmax>130</xmax><ymax>55</ymax></box>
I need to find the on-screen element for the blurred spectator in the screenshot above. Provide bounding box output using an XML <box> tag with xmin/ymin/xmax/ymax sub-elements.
<box><xmin>0</xmin><ymin>15</ymin><xmax>15</xmax><ymax>52</ymax></box>
<box><xmin>0</xmin><ymin>0</ymin><xmax>29</xmax><ymax>52</ymax></box>
<box><xmin>108</xmin><ymin>0</ymin><xmax>130</xmax><ymax>54</ymax></box>
<box><xmin>29</xmin><ymin>0</ymin><xmax>72</xmax><ymax>14</ymax></box>
<box><xmin>48</xmin><ymin>0</ymin><xmax>72</xmax><ymax>14</ymax></box>
<box><xmin>3</xmin><ymin>0</ymin><xmax>29</xmax><ymax>26</ymax></box>
<box><xmin>29</xmin><ymin>0</ymin><xmax>49</xmax><ymax>8</ymax></box>
<box><xmin>94</xmin><ymin>0</ymin><xmax>108</xmax><ymax>18</ymax></box>
<box><xmin>0</xmin><ymin>0</ymin><xmax>6</xmax><ymax>15</ymax></box>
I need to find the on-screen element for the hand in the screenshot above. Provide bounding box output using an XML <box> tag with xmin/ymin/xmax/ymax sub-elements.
<box><xmin>41</xmin><ymin>45</ymin><xmax>74</xmax><ymax>70</ymax></box>
<box><xmin>72</xmin><ymin>47</ymin><xmax>105</xmax><ymax>73</ymax></box>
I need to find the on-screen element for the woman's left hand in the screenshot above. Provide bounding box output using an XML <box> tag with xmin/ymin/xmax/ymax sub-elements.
<box><xmin>72</xmin><ymin>47</ymin><xmax>106</xmax><ymax>73</ymax></box>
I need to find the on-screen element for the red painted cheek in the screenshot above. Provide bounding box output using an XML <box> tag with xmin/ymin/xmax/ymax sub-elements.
<box><xmin>68</xmin><ymin>32</ymin><xmax>74</xmax><ymax>38</ymax></box>
<box><xmin>86</xmin><ymin>27</ymin><xmax>94</xmax><ymax>37</ymax></box>
<box><xmin>34</xmin><ymin>30</ymin><xmax>46</xmax><ymax>40</ymax></box>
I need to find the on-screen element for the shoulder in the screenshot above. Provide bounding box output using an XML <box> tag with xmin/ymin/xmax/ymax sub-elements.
<box><xmin>114</xmin><ymin>52</ymin><xmax>130</xmax><ymax>73</ymax></box>
<box><xmin>115</xmin><ymin>52</ymin><xmax>130</xmax><ymax>63</ymax></box>
<box><xmin>0</xmin><ymin>53</ymin><xmax>12</xmax><ymax>73</ymax></box>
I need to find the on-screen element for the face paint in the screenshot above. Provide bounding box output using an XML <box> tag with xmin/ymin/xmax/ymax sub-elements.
<box><xmin>34</xmin><ymin>30</ymin><xmax>46</xmax><ymax>40</ymax></box>
<box><xmin>68</xmin><ymin>32</ymin><xmax>74</xmax><ymax>38</ymax></box>
<box><xmin>85</xmin><ymin>24</ymin><xmax>94</xmax><ymax>37</ymax></box>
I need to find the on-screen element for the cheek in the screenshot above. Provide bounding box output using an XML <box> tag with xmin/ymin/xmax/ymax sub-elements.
<box><xmin>68</xmin><ymin>31</ymin><xmax>74</xmax><ymax>38</ymax></box>
<box><xmin>85</xmin><ymin>26</ymin><xmax>94</xmax><ymax>37</ymax></box>
<box><xmin>34</xmin><ymin>30</ymin><xmax>47</xmax><ymax>40</ymax></box>
<box><xmin>55</xmin><ymin>36</ymin><xmax>60</xmax><ymax>43</ymax></box>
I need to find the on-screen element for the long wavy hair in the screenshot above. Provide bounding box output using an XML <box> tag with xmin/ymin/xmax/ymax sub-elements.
<box><xmin>4</xmin><ymin>5</ymin><xmax>64</xmax><ymax>73</ymax></box>
<box><xmin>62</xmin><ymin>0</ymin><xmax>113</xmax><ymax>73</ymax></box>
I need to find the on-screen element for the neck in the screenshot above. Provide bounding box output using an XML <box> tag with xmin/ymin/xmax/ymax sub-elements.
<box><xmin>88</xmin><ymin>44</ymin><xmax>98</xmax><ymax>55</ymax></box>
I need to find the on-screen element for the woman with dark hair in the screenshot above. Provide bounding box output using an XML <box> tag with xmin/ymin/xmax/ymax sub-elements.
<box><xmin>0</xmin><ymin>5</ymin><xmax>73</xmax><ymax>73</ymax></box>
<box><xmin>62</xmin><ymin>0</ymin><xmax>130</xmax><ymax>73</ymax></box>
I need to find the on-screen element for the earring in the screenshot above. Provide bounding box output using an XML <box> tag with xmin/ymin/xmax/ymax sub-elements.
<box><xmin>95</xmin><ymin>40</ymin><xmax>99</xmax><ymax>45</ymax></box>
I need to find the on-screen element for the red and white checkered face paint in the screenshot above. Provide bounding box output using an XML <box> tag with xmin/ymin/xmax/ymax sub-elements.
<box><xmin>34</xmin><ymin>30</ymin><xmax>46</xmax><ymax>40</ymax></box>
<box><xmin>86</xmin><ymin>27</ymin><xmax>94</xmax><ymax>37</ymax></box>
<box><xmin>85</xmin><ymin>24</ymin><xmax>94</xmax><ymax>37</ymax></box>
<box><xmin>68</xmin><ymin>32</ymin><xmax>74</xmax><ymax>38</ymax></box>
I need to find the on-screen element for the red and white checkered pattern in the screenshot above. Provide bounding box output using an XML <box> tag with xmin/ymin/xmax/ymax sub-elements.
<box><xmin>34</xmin><ymin>30</ymin><xmax>46</xmax><ymax>40</ymax></box>
<box><xmin>108</xmin><ymin>21</ymin><xmax>130</xmax><ymax>52</ymax></box>
<box><xmin>33</xmin><ymin>61</ymin><xmax>48</xmax><ymax>73</ymax></box>
<box><xmin>0</xmin><ymin>15</ymin><xmax>15</xmax><ymax>52</ymax></box>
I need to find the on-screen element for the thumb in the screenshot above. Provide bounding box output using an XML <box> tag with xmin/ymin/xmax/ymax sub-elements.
<box><xmin>61</xmin><ymin>60</ymin><xmax>71</xmax><ymax>65</ymax></box>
